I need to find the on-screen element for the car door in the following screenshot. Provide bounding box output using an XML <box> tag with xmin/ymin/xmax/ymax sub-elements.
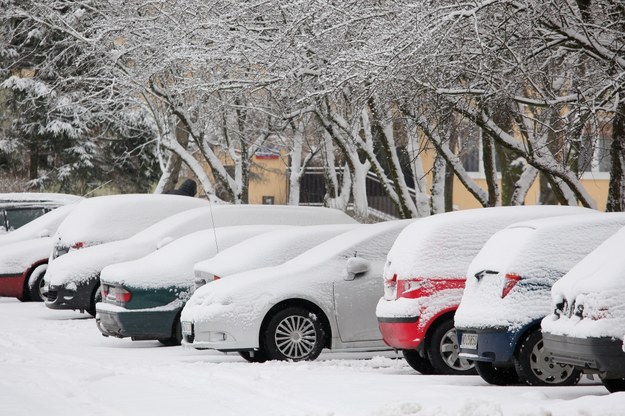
<box><xmin>333</xmin><ymin>251</ymin><xmax>386</xmax><ymax>343</ymax></box>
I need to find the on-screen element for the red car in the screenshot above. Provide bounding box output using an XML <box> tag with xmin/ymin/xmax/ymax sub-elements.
<box><xmin>376</xmin><ymin>206</ymin><xmax>593</xmax><ymax>375</ymax></box>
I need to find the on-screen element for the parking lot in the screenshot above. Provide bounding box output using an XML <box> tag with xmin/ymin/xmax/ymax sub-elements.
<box><xmin>1</xmin><ymin>298</ymin><xmax>621</xmax><ymax>416</ymax></box>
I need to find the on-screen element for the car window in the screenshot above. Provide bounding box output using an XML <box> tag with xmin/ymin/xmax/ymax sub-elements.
<box><xmin>6</xmin><ymin>208</ymin><xmax>48</xmax><ymax>231</ymax></box>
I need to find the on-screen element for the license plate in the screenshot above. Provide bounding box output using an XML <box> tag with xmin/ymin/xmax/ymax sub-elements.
<box><xmin>460</xmin><ymin>333</ymin><xmax>478</xmax><ymax>349</ymax></box>
<box><xmin>181</xmin><ymin>321</ymin><xmax>193</xmax><ymax>335</ymax></box>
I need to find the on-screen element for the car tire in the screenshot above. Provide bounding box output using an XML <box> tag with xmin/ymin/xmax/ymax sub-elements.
<box><xmin>475</xmin><ymin>361</ymin><xmax>520</xmax><ymax>385</ymax></box>
<box><xmin>426</xmin><ymin>318</ymin><xmax>476</xmax><ymax>375</ymax></box>
<box><xmin>87</xmin><ymin>283</ymin><xmax>102</xmax><ymax>317</ymax></box>
<box><xmin>514</xmin><ymin>329</ymin><xmax>581</xmax><ymax>386</ymax></box>
<box><xmin>403</xmin><ymin>349</ymin><xmax>436</xmax><ymax>375</ymax></box>
<box><xmin>262</xmin><ymin>306</ymin><xmax>325</xmax><ymax>361</ymax></box>
<box><xmin>601</xmin><ymin>377</ymin><xmax>625</xmax><ymax>393</ymax></box>
<box><xmin>238</xmin><ymin>350</ymin><xmax>268</xmax><ymax>363</ymax></box>
<box><xmin>26</xmin><ymin>264</ymin><xmax>48</xmax><ymax>302</ymax></box>
<box><xmin>159</xmin><ymin>315</ymin><xmax>183</xmax><ymax>346</ymax></box>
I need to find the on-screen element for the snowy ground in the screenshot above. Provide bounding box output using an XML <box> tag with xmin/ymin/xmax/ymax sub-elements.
<box><xmin>1</xmin><ymin>298</ymin><xmax>623</xmax><ymax>416</ymax></box>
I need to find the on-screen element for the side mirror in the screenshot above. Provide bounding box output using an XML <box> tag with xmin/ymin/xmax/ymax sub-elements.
<box><xmin>346</xmin><ymin>257</ymin><xmax>370</xmax><ymax>281</ymax></box>
<box><xmin>38</xmin><ymin>228</ymin><xmax>50</xmax><ymax>238</ymax></box>
<box><xmin>157</xmin><ymin>236</ymin><xmax>174</xmax><ymax>249</ymax></box>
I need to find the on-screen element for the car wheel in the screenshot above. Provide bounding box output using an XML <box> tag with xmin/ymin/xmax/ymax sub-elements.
<box><xmin>26</xmin><ymin>264</ymin><xmax>47</xmax><ymax>302</ymax></box>
<box><xmin>158</xmin><ymin>315</ymin><xmax>183</xmax><ymax>346</ymax></box>
<box><xmin>426</xmin><ymin>318</ymin><xmax>476</xmax><ymax>375</ymax></box>
<box><xmin>238</xmin><ymin>350</ymin><xmax>268</xmax><ymax>363</ymax></box>
<box><xmin>402</xmin><ymin>349</ymin><xmax>436</xmax><ymax>375</ymax></box>
<box><xmin>601</xmin><ymin>377</ymin><xmax>625</xmax><ymax>393</ymax></box>
<box><xmin>514</xmin><ymin>329</ymin><xmax>581</xmax><ymax>386</ymax></box>
<box><xmin>475</xmin><ymin>361</ymin><xmax>520</xmax><ymax>385</ymax></box>
<box><xmin>87</xmin><ymin>283</ymin><xmax>102</xmax><ymax>317</ymax></box>
<box><xmin>263</xmin><ymin>307</ymin><xmax>325</xmax><ymax>361</ymax></box>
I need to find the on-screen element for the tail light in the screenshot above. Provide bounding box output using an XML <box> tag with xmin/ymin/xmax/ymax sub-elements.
<box><xmin>103</xmin><ymin>285</ymin><xmax>132</xmax><ymax>303</ymax></box>
<box><xmin>501</xmin><ymin>273</ymin><xmax>521</xmax><ymax>298</ymax></box>
<box><xmin>383</xmin><ymin>274</ymin><xmax>397</xmax><ymax>300</ymax></box>
<box><xmin>213</xmin><ymin>275</ymin><xmax>221</xmax><ymax>281</ymax></box>
<box><xmin>71</xmin><ymin>241</ymin><xmax>85</xmax><ymax>250</ymax></box>
<box><xmin>397</xmin><ymin>279</ymin><xmax>425</xmax><ymax>299</ymax></box>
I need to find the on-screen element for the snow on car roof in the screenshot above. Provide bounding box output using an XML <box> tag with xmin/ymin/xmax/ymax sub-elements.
<box><xmin>53</xmin><ymin>194</ymin><xmax>208</xmax><ymax>246</ymax></box>
<box><xmin>101</xmin><ymin>225</ymin><xmax>292</xmax><ymax>289</ymax></box>
<box><xmin>0</xmin><ymin>193</ymin><xmax>82</xmax><ymax>205</ymax></box>
<box><xmin>280</xmin><ymin>219</ymin><xmax>412</xmax><ymax>269</ymax></box>
<box><xmin>385</xmin><ymin>206</ymin><xmax>594</xmax><ymax>279</ymax></box>
<box><xmin>193</xmin><ymin>224</ymin><xmax>359</xmax><ymax>279</ymax></box>
<box><xmin>467</xmin><ymin>213</ymin><xmax>625</xmax><ymax>282</ymax></box>
<box><xmin>130</xmin><ymin>205</ymin><xmax>356</xmax><ymax>243</ymax></box>
<box><xmin>0</xmin><ymin>203</ymin><xmax>79</xmax><ymax>247</ymax></box>
<box><xmin>552</xmin><ymin>223</ymin><xmax>625</xmax><ymax>299</ymax></box>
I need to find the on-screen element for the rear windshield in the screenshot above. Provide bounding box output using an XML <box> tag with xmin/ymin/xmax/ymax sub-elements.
<box><xmin>4</xmin><ymin>207</ymin><xmax>48</xmax><ymax>231</ymax></box>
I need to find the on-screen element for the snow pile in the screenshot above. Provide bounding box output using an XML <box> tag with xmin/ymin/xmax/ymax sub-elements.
<box><xmin>456</xmin><ymin>213</ymin><xmax>625</xmax><ymax>330</ymax></box>
<box><xmin>193</xmin><ymin>224</ymin><xmax>358</xmax><ymax>280</ymax></box>
<box><xmin>101</xmin><ymin>225</ymin><xmax>292</xmax><ymax>289</ymax></box>
<box><xmin>543</xmin><ymin>224</ymin><xmax>625</xmax><ymax>338</ymax></box>
<box><xmin>52</xmin><ymin>194</ymin><xmax>208</xmax><ymax>248</ymax></box>
<box><xmin>0</xmin><ymin>204</ymin><xmax>78</xmax><ymax>247</ymax></box>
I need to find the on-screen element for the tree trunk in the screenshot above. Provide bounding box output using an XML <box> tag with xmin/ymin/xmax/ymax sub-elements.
<box><xmin>607</xmin><ymin>99</ymin><xmax>625</xmax><ymax>212</ymax></box>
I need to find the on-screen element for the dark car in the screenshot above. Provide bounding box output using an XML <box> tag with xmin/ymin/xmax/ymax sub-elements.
<box><xmin>542</xmin><ymin>224</ymin><xmax>625</xmax><ymax>393</ymax></box>
<box><xmin>455</xmin><ymin>213</ymin><xmax>625</xmax><ymax>386</ymax></box>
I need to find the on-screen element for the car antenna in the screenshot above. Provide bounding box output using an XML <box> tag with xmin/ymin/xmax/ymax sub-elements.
<box><xmin>204</xmin><ymin>193</ymin><xmax>219</xmax><ymax>254</ymax></box>
<box><xmin>82</xmin><ymin>180</ymin><xmax>112</xmax><ymax>197</ymax></box>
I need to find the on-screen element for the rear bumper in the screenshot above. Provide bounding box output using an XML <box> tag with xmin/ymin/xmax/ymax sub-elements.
<box><xmin>542</xmin><ymin>333</ymin><xmax>625</xmax><ymax>378</ymax></box>
<box><xmin>96</xmin><ymin>304</ymin><xmax>180</xmax><ymax>340</ymax></box>
<box><xmin>0</xmin><ymin>273</ymin><xmax>26</xmax><ymax>299</ymax></box>
<box><xmin>457</xmin><ymin>327</ymin><xmax>524</xmax><ymax>366</ymax></box>
<box><xmin>377</xmin><ymin>317</ymin><xmax>423</xmax><ymax>350</ymax></box>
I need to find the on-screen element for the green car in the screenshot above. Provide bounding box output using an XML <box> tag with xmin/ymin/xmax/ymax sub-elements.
<box><xmin>96</xmin><ymin>225</ymin><xmax>288</xmax><ymax>345</ymax></box>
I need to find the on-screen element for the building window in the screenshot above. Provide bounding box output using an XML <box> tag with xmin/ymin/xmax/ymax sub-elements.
<box><xmin>262</xmin><ymin>196</ymin><xmax>275</xmax><ymax>205</ymax></box>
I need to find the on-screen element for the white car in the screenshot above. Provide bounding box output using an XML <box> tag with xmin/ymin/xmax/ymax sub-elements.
<box><xmin>45</xmin><ymin>204</ymin><xmax>356</xmax><ymax>315</ymax></box>
<box><xmin>455</xmin><ymin>213</ymin><xmax>625</xmax><ymax>386</ymax></box>
<box><xmin>0</xmin><ymin>204</ymin><xmax>81</xmax><ymax>301</ymax></box>
<box><xmin>193</xmin><ymin>224</ymin><xmax>359</xmax><ymax>285</ymax></box>
<box><xmin>181</xmin><ymin>220</ymin><xmax>412</xmax><ymax>362</ymax></box>
<box><xmin>542</xmin><ymin>224</ymin><xmax>625</xmax><ymax>392</ymax></box>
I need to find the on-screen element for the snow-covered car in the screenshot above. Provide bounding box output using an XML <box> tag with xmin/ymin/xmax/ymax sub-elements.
<box><xmin>0</xmin><ymin>192</ymin><xmax>81</xmax><ymax>233</ymax></box>
<box><xmin>542</xmin><ymin>225</ymin><xmax>625</xmax><ymax>393</ymax></box>
<box><xmin>43</xmin><ymin>194</ymin><xmax>208</xmax><ymax>314</ymax></box>
<box><xmin>455</xmin><ymin>213</ymin><xmax>625</xmax><ymax>387</ymax></box>
<box><xmin>96</xmin><ymin>225</ymin><xmax>294</xmax><ymax>345</ymax></box>
<box><xmin>181</xmin><ymin>220</ymin><xmax>412</xmax><ymax>362</ymax></box>
<box><xmin>0</xmin><ymin>204</ymin><xmax>81</xmax><ymax>301</ymax></box>
<box><xmin>376</xmin><ymin>206</ymin><xmax>594</xmax><ymax>376</ymax></box>
<box><xmin>49</xmin><ymin>193</ymin><xmax>208</xmax><ymax>260</ymax></box>
<box><xmin>45</xmin><ymin>204</ymin><xmax>356</xmax><ymax>315</ymax></box>
<box><xmin>193</xmin><ymin>224</ymin><xmax>359</xmax><ymax>286</ymax></box>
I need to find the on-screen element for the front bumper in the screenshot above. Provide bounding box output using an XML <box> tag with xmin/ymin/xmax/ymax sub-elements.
<box><xmin>542</xmin><ymin>333</ymin><xmax>625</xmax><ymax>378</ymax></box>
<box><xmin>457</xmin><ymin>327</ymin><xmax>523</xmax><ymax>366</ymax></box>
<box><xmin>96</xmin><ymin>303</ymin><xmax>180</xmax><ymax>340</ymax></box>
<box><xmin>45</xmin><ymin>280</ymin><xmax>95</xmax><ymax>312</ymax></box>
